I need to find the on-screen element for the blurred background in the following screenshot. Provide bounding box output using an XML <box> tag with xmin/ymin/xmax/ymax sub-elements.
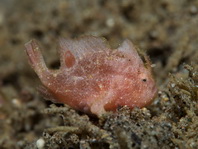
<box><xmin>0</xmin><ymin>0</ymin><xmax>197</xmax><ymax>148</ymax></box>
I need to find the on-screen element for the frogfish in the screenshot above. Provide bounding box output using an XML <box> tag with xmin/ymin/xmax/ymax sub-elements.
<box><xmin>25</xmin><ymin>36</ymin><xmax>157</xmax><ymax>116</ymax></box>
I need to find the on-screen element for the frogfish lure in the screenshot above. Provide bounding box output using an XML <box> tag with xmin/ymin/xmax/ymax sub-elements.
<box><xmin>25</xmin><ymin>36</ymin><xmax>157</xmax><ymax>116</ymax></box>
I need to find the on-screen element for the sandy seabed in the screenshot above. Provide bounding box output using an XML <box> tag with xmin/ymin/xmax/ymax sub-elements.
<box><xmin>0</xmin><ymin>0</ymin><xmax>197</xmax><ymax>149</ymax></box>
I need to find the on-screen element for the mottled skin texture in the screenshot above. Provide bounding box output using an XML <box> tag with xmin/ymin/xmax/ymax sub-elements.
<box><xmin>25</xmin><ymin>36</ymin><xmax>157</xmax><ymax>116</ymax></box>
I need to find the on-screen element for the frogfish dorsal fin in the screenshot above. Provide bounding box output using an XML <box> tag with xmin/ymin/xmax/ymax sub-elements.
<box><xmin>59</xmin><ymin>36</ymin><xmax>109</xmax><ymax>59</ymax></box>
<box><xmin>118</xmin><ymin>39</ymin><xmax>143</xmax><ymax>65</ymax></box>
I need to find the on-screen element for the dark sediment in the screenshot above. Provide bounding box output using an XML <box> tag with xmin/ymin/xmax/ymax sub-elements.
<box><xmin>0</xmin><ymin>0</ymin><xmax>197</xmax><ymax>148</ymax></box>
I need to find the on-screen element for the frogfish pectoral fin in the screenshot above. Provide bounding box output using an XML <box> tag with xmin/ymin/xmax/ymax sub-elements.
<box><xmin>25</xmin><ymin>40</ymin><xmax>55</xmax><ymax>87</ymax></box>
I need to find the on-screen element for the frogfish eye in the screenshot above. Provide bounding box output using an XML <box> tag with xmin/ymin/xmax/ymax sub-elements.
<box><xmin>142</xmin><ymin>79</ymin><xmax>147</xmax><ymax>82</ymax></box>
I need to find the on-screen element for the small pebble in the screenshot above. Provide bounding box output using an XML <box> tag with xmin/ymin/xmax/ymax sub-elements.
<box><xmin>106</xmin><ymin>18</ymin><xmax>115</xmax><ymax>27</ymax></box>
<box><xmin>190</xmin><ymin>6</ymin><xmax>197</xmax><ymax>15</ymax></box>
<box><xmin>36</xmin><ymin>138</ymin><xmax>45</xmax><ymax>149</ymax></box>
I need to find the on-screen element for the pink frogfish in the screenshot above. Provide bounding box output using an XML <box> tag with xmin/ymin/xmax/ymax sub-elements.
<box><xmin>25</xmin><ymin>36</ymin><xmax>157</xmax><ymax>116</ymax></box>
